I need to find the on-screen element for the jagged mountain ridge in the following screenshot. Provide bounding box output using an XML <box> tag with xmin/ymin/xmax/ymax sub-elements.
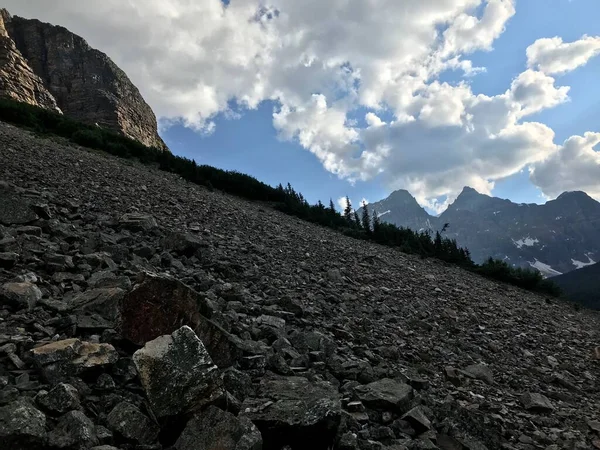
<box><xmin>362</xmin><ymin>186</ymin><xmax>600</xmax><ymax>276</ymax></box>
<box><xmin>0</xmin><ymin>8</ymin><xmax>168</xmax><ymax>151</ymax></box>
<box><xmin>552</xmin><ymin>261</ymin><xmax>600</xmax><ymax>309</ymax></box>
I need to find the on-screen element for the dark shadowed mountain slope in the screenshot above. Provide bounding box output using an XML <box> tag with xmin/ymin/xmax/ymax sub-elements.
<box><xmin>365</xmin><ymin>187</ymin><xmax>600</xmax><ymax>276</ymax></box>
<box><xmin>552</xmin><ymin>261</ymin><xmax>600</xmax><ymax>309</ymax></box>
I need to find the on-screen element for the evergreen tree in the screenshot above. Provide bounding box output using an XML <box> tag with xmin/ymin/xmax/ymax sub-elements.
<box><xmin>343</xmin><ymin>196</ymin><xmax>353</xmax><ymax>223</ymax></box>
<box><xmin>361</xmin><ymin>201</ymin><xmax>371</xmax><ymax>233</ymax></box>
<box><xmin>329</xmin><ymin>198</ymin><xmax>337</xmax><ymax>215</ymax></box>
<box><xmin>434</xmin><ymin>231</ymin><xmax>442</xmax><ymax>255</ymax></box>
<box><xmin>354</xmin><ymin>211</ymin><xmax>362</xmax><ymax>229</ymax></box>
<box><xmin>372</xmin><ymin>210</ymin><xmax>381</xmax><ymax>235</ymax></box>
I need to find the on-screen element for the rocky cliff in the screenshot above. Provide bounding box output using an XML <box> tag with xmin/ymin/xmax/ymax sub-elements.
<box><xmin>0</xmin><ymin>10</ymin><xmax>59</xmax><ymax>111</ymax></box>
<box><xmin>1</xmin><ymin>121</ymin><xmax>600</xmax><ymax>449</ymax></box>
<box><xmin>0</xmin><ymin>9</ymin><xmax>167</xmax><ymax>151</ymax></box>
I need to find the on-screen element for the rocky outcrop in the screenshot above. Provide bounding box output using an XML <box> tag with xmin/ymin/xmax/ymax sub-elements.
<box><xmin>0</xmin><ymin>8</ymin><xmax>168</xmax><ymax>151</ymax></box>
<box><xmin>0</xmin><ymin>10</ymin><xmax>59</xmax><ymax>112</ymax></box>
<box><xmin>1</xmin><ymin>121</ymin><xmax>600</xmax><ymax>449</ymax></box>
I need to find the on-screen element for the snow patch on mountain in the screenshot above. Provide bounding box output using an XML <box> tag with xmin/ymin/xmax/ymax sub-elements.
<box><xmin>513</xmin><ymin>237</ymin><xmax>539</xmax><ymax>249</ymax></box>
<box><xmin>572</xmin><ymin>254</ymin><xmax>596</xmax><ymax>269</ymax></box>
<box><xmin>529</xmin><ymin>259</ymin><xmax>563</xmax><ymax>277</ymax></box>
<box><xmin>377</xmin><ymin>210</ymin><xmax>391</xmax><ymax>218</ymax></box>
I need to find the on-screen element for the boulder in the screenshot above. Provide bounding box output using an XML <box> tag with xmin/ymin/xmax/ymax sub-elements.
<box><xmin>120</xmin><ymin>273</ymin><xmax>245</xmax><ymax>367</ymax></box>
<box><xmin>119</xmin><ymin>213</ymin><xmax>157</xmax><ymax>231</ymax></box>
<box><xmin>0</xmin><ymin>281</ymin><xmax>42</xmax><ymax>311</ymax></box>
<box><xmin>36</xmin><ymin>383</ymin><xmax>80</xmax><ymax>414</ymax></box>
<box><xmin>520</xmin><ymin>392</ymin><xmax>554</xmax><ymax>412</ymax></box>
<box><xmin>0</xmin><ymin>398</ymin><xmax>47</xmax><ymax>449</ymax></box>
<box><xmin>48</xmin><ymin>410</ymin><xmax>98</xmax><ymax>449</ymax></box>
<box><xmin>354</xmin><ymin>379</ymin><xmax>414</xmax><ymax>413</ymax></box>
<box><xmin>242</xmin><ymin>375</ymin><xmax>341</xmax><ymax>450</ymax></box>
<box><xmin>401</xmin><ymin>407</ymin><xmax>431</xmax><ymax>434</ymax></box>
<box><xmin>133</xmin><ymin>325</ymin><xmax>223</xmax><ymax>418</ymax></box>
<box><xmin>106</xmin><ymin>402</ymin><xmax>159</xmax><ymax>445</ymax></box>
<box><xmin>0</xmin><ymin>251</ymin><xmax>19</xmax><ymax>269</ymax></box>
<box><xmin>160</xmin><ymin>231</ymin><xmax>205</xmax><ymax>257</ymax></box>
<box><xmin>462</xmin><ymin>364</ymin><xmax>494</xmax><ymax>385</ymax></box>
<box><xmin>175</xmin><ymin>405</ymin><xmax>262</xmax><ymax>450</ymax></box>
<box><xmin>31</xmin><ymin>339</ymin><xmax>118</xmax><ymax>383</ymax></box>
<box><xmin>0</xmin><ymin>184</ymin><xmax>38</xmax><ymax>225</ymax></box>
<box><xmin>68</xmin><ymin>288</ymin><xmax>125</xmax><ymax>329</ymax></box>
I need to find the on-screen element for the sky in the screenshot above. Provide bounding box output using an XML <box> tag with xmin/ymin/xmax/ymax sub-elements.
<box><xmin>4</xmin><ymin>0</ymin><xmax>600</xmax><ymax>214</ymax></box>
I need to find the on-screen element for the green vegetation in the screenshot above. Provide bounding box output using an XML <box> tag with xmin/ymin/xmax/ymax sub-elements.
<box><xmin>0</xmin><ymin>97</ymin><xmax>561</xmax><ymax>296</ymax></box>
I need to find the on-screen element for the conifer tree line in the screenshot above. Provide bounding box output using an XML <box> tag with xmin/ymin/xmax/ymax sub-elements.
<box><xmin>0</xmin><ymin>97</ymin><xmax>561</xmax><ymax>296</ymax></box>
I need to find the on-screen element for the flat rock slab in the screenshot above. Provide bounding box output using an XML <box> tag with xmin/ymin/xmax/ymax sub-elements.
<box><xmin>175</xmin><ymin>405</ymin><xmax>262</xmax><ymax>450</ymax></box>
<box><xmin>354</xmin><ymin>378</ymin><xmax>414</xmax><ymax>413</ymax></box>
<box><xmin>31</xmin><ymin>339</ymin><xmax>118</xmax><ymax>384</ymax></box>
<box><xmin>133</xmin><ymin>325</ymin><xmax>223</xmax><ymax>418</ymax></box>
<box><xmin>0</xmin><ymin>281</ymin><xmax>42</xmax><ymax>311</ymax></box>
<box><xmin>462</xmin><ymin>364</ymin><xmax>494</xmax><ymax>385</ymax></box>
<box><xmin>520</xmin><ymin>392</ymin><xmax>554</xmax><ymax>413</ymax></box>
<box><xmin>242</xmin><ymin>375</ymin><xmax>341</xmax><ymax>450</ymax></box>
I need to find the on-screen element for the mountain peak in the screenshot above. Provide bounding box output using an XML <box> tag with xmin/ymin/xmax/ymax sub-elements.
<box><xmin>556</xmin><ymin>190</ymin><xmax>592</xmax><ymax>201</ymax></box>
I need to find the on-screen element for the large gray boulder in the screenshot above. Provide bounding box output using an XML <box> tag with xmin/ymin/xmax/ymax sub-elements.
<box><xmin>106</xmin><ymin>402</ymin><xmax>159</xmax><ymax>445</ymax></box>
<box><xmin>133</xmin><ymin>325</ymin><xmax>224</xmax><ymax>418</ymax></box>
<box><xmin>47</xmin><ymin>410</ymin><xmax>99</xmax><ymax>449</ymax></box>
<box><xmin>354</xmin><ymin>378</ymin><xmax>414</xmax><ymax>413</ymax></box>
<box><xmin>0</xmin><ymin>281</ymin><xmax>42</xmax><ymax>311</ymax></box>
<box><xmin>175</xmin><ymin>405</ymin><xmax>262</xmax><ymax>450</ymax></box>
<box><xmin>242</xmin><ymin>375</ymin><xmax>341</xmax><ymax>450</ymax></box>
<box><xmin>0</xmin><ymin>398</ymin><xmax>47</xmax><ymax>449</ymax></box>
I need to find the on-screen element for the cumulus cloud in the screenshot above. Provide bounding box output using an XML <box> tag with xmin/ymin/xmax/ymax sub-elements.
<box><xmin>530</xmin><ymin>132</ymin><xmax>600</xmax><ymax>199</ymax></box>
<box><xmin>3</xmin><ymin>0</ymin><xmax>599</xmax><ymax>205</ymax></box>
<box><xmin>527</xmin><ymin>36</ymin><xmax>600</xmax><ymax>74</ymax></box>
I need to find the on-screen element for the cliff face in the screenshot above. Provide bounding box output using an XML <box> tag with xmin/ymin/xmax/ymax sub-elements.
<box><xmin>0</xmin><ymin>9</ymin><xmax>168</xmax><ymax>151</ymax></box>
<box><xmin>0</xmin><ymin>9</ymin><xmax>59</xmax><ymax>111</ymax></box>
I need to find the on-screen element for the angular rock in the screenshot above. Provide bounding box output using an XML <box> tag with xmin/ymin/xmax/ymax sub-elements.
<box><xmin>36</xmin><ymin>383</ymin><xmax>80</xmax><ymax>414</ymax></box>
<box><xmin>48</xmin><ymin>410</ymin><xmax>98</xmax><ymax>449</ymax></box>
<box><xmin>120</xmin><ymin>273</ymin><xmax>245</xmax><ymax>367</ymax></box>
<box><xmin>0</xmin><ymin>251</ymin><xmax>18</xmax><ymax>269</ymax></box>
<box><xmin>161</xmin><ymin>231</ymin><xmax>205</xmax><ymax>257</ymax></box>
<box><xmin>0</xmin><ymin>398</ymin><xmax>47</xmax><ymax>448</ymax></box>
<box><xmin>31</xmin><ymin>338</ymin><xmax>118</xmax><ymax>383</ymax></box>
<box><xmin>354</xmin><ymin>378</ymin><xmax>414</xmax><ymax>413</ymax></box>
<box><xmin>0</xmin><ymin>281</ymin><xmax>42</xmax><ymax>310</ymax></box>
<box><xmin>133</xmin><ymin>325</ymin><xmax>223</xmax><ymax>418</ymax></box>
<box><xmin>520</xmin><ymin>392</ymin><xmax>554</xmax><ymax>412</ymax></box>
<box><xmin>0</xmin><ymin>184</ymin><xmax>38</xmax><ymax>225</ymax></box>
<box><xmin>462</xmin><ymin>364</ymin><xmax>494</xmax><ymax>385</ymax></box>
<box><xmin>175</xmin><ymin>405</ymin><xmax>262</xmax><ymax>450</ymax></box>
<box><xmin>242</xmin><ymin>375</ymin><xmax>341</xmax><ymax>450</ymax></box>
<box><xmin>401</xmin><ymin>406</ymin><xmax>431</xmax><ymax>434</ymax></box>
<box><xmin>106</xmin><ymin>402</ymin><xmax>159</xmax><ymax>445</ymax></box>
<box><xmin>119</xmin><ymin>213</ymin><xmax>157</xmax><ymax>231</ymax></box>
<box><xmin>69</xmin><ymin>288</ymin><xmax>125</xmax><ymax>329</ymax></box>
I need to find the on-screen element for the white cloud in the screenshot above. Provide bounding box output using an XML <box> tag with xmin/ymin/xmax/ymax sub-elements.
<box><xmin>530</xmin><ymin>132</ymin><xmax>600</xmax><ymax>199</ymax></box>
<box><xmin>3</xmin><ymin>0</ymin><xmax>599</xmax><ymax>206</ymax></box>
<box><xmin>527</xmin><ymin>35</ymin><xmax>600</xmax><ymax>74</ymax></box>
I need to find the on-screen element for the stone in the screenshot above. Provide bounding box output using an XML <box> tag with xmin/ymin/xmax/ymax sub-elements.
<box><xmin>36</xmin><ymin>383</ymin><xmax>80</xmax><ymax>414</ymax></box>
<box><xmin>175</xmin><ymin>405</ymin><xmax>262</xmax><ymax>450</ymax></box>
<box><xmin>0</xmin><ymin>398</ymin><xmax>47</xmax><ymax>448</ymax></box>
<box><xmin>133</xmin><ymin>325</ymin><xmax>224</xmax><ymax>418</ymax></box>
<box><xmin>1</xmin><ymin>10</ymin><xmax>168</xmax><ymax>149</ymax></box>
<box><xmin>520</xmin><ymin>392</ymin><xmax>554</xmax><ymax>412</ymax></box>
<box><xmin>106</xmin><ymin>402</ymin><xmax>159</xmax><ymax>445</ymax></box>
<box><xmin>223</xmin><ymin>368</ymin><xmax>254</xmax><ymax>402</ymax></box>
<box><xmin>31</xmin><ymin>338</ymin><xmax>118</xmax><ymax>383</ymax></box>
<box><xmin>119</xmin><ymin>213</ymin><xmax>158</xmax><ymax>231</ymax></box>
<box><xmin>0</xmin><ymin>281</ymin><xmax>42</xmax><ymax>310</ymax></box>
<box><xmin>69</xmin><ymin>287</ymin><xmax>125</xmax><ymax>328</ymax></box>
<box><xmin>462</xmin><ymin>364</ymin><xmax>494</xmax><ymax>385</ymax></box>
<box><xmin>242</xmin><ymin>374</ymin><xmax>341</xmax><ymax>450</ymax></box>
<box><xmin>354</xmin><ymin>378</ymin><xmax>414</xmax><ymax>413</ymax></box>
<box><xmin>0</xmin><ymin>251</ymin><xmax>18</xmax><ymax>268</ymax></box>
<box><xmin>48</xmin><ymin>410</ymin><xmax>98</xmax><ymax>449</ymax></box>
<box><xmin>161</xmin><ymin>231</ymin><xmax>205</xmax><ymax>257</ymax></box>
<box><xmin>401</xmin><ymin>407</ymin><xmax>431</xmax><ymax>434</ymax></box>
<box><xmin>0</xmin><ymin>183</ymin><xmax>38</xmax><ymax>225</ymax></box>
<box><xmin>120</xmin><ymin>273</ymin><xmax>244</xmax><ymax>367</ymax></box>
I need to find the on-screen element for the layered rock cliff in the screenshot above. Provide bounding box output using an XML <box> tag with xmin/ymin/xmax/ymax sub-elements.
<box><xmin>0</xmin><ymin>9</ymin><xmax>59</xmax><ymax>111</ymax></box>
<box><xmin>0</xmin><ymin>9</ymin><xmax>168</xmax><ymax>151</ymax></box>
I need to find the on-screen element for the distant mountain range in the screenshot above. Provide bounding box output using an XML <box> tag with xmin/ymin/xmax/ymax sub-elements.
<box><xmin>361</xmin><ymin>187</ymin><xmax>600</xmax><ymax>277</ymax></box>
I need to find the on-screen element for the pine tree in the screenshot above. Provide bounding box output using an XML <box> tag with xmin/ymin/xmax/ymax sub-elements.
<box><xmin>343</xmin><ymin>196</ymin><xmax>353</xmax><ymax>223</ymax></box>
<box><xmin>361</xmin><ymin>201</ymin><xmax>371</xmax><ymax>233</ymax></box>
<box><xmin>372</xmin><ymin>210</ymin><xmax>381</xmax><ymax>235</ymax></box>
<box><xmin>354</xmin><ymin>211</ymin><xmax>362</xmax><ymax>229</ymax></box>
<box><xmin>329</xmin><ymin>198</ymin><xmax>336</xmax><ymax>215</ymax></box>
<box><xmin>434</xmin><ymin>231</ymin><xmax>442</xmax><ymax>255</ymax></box>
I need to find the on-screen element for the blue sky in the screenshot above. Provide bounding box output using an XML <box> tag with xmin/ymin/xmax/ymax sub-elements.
<box><xmin>8</xmin><ymin>0</ymin><xmax>600</xmax><ymax>214</ymax></box>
